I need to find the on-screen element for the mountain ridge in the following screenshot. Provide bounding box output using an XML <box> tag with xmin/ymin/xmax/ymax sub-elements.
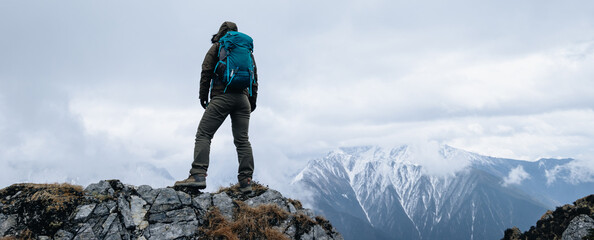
<box><xmin>293</xmin><ymin>144</ymin><xmax>594</xmax><ymax>240</ymax></box>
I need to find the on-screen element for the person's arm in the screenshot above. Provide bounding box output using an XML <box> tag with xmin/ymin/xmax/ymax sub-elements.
<box><xmin>199</xmin><ymin>43</ymin><xmax>219</xmax><ymax>108</ymax></box>
<box><xmin>249</xmin><ymin>54</ymin><xmax>258</xmax><ymax>112</ymax></box>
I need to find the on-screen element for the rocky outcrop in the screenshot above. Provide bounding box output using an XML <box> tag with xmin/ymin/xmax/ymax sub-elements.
<box><xmin>0</xmin><ymin>180</ymin><xmax>343</xmax><ymax>240</ymax></box>
<box><xmin>502</xmin><ymin>194</ymin><xmax>594</xmax><ymax>240</ymax></box>
<box><xmin>562</xmin><ymin>214</ymin><xmax>594</xmax><ymax>240</ymax></box>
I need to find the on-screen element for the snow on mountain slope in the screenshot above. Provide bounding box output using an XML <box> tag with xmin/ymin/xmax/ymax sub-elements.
<box><xmin>293</xmin><ymin>145</ymin><xmax>594</xmax><ymax>240</ymax></box>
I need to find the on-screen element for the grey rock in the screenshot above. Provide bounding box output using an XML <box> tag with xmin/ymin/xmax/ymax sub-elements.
<box><xmin>332</xmin><ymin>232</ymin><xmax>344</xmax><ymax>240</ymax></box>
<box><xmin>117</xmin><ymin>196</ymin><xmax>135</xmax><ymax>229</ymax></box>
<box><xmin>142</xmin><ymin>228</ymin><xmax>151</xmax><ymax>239</ymax></box>
<box><xmin>89</xmin><ymin>215</ymin><xmax>107</xmax><ymax>238</ymax></box>
<box><xmin>148</xmin><ymin>207</ymin><xmax>196</xmax><ymax>223</ymax></box>
<box><xmin>313</xmin><ymin>225</ymin><xmax>331</xmax><ymax>240</ymax></box>
<box><xmin>73</xmin><ymin>203</ymin><xmax>96</xmax><ymax>222</ymax></box>
<box><xmin>54</xmin><ymin>230</ymin><xmax>75</xmax><ymax>240</ymax></box>
<box><xmin>103</xmin><ymin>217</ymin><xmax>124</xmax><ymax>240</ymax></box>
<box><xmin>129</xmin><ymin>195</ymin><xmax>149</xmax><ymax>229</ymax></box>
<box><xmin>124</xmin><ymin>184</ymin><xmax>135</xmax><ymax>192</ymax></box>
<box><xmin>300</xmin><ymin>209</ymin><xmax>316</xmax><ymax>219</ymax></box>
<box><xmin>192</xmin><ymin>193</ymin><xmax>212</xmax><ymax>210</ymax></box>
<box><xmin>100</xmin><ymin>213</ymin><xmax>119</xmax><ymax>237</ymax></box>
<box><xmin>38</xmin><ymin>236</ymin><xmax>51</xmax><ymax>240</ymax></box>
<box><xmin>192</xmin><ymin>193</ymin><xmax>211</xmax><ymax>225</ymax></box>
<box><xmin>91</xmin><ymin>200</ymin><xmax>116</xmax><ymax>217</ymax></box>
<box><xmin>136</xmin><ymin>185</ymin><xmax>158</xmax><ymax>204</ymax></box>
<box><xmin>85</xmin><ymin>180</ymin><xmax>115</xmax><ymax>197</ymax></box>
<box><xmin>150</xmin><ymin>188</ymin><xmax>181</xmax><ymax>213</ymax></box>
<box><xmin>284</xmin><ymin>224</ymin><xmax>296</xmax><ymax>238</ymax></box>
<box><xmin>301</xmin><ymin>225</ymin><xmax>330</xmax><ymax>240</ymax></box>
<box><xmin>147</xmin><ymin>220</ymin><xmax>198</xmax><ymax>240</ymax></box>
<box><xmin>83</xmin><ymin>215</ymin><xmax>102</xmax><ymax>231</ymax></box>
<box><xmin>104</xmin><ymin>232</ymin><xmax>123</xmax><ymax>240</ymax></box>
<box><xmin>0</xmin><ymin>214</ymin><xmax>17</xmax><ymax>236</ymax></box>
<box><xmin>562</xmin><ymin>214</ymin><xmax>594</xmax><ymax>240</ymax></box>
<box><xmin>288</xmin><ymin>202</ymin><xmax>297</xmax><ymax>214</ymax></box>
<box><xmin>177</xmin><ymin>191</ymin><xmax>192</xmax><ymax>206</ymax></box>
<box><xmin>74</xmin><ymin>223</ymin><xmax>98</xmax><ymax>240</ymax></box>
<box><xmin>245</xmin><ymin>189</ymin><xmax>289</xmax><ymax>212</ymax></box>
<box><xmin>93</xmin><ymin>203</ymin><xmax>111</xmax><ymax>217</ymax></box>
<box><xmin>108</xmin><ymin>180</ymin><xmax>126</xmax><ymax>192</ymax></box>
<box><xmin>278</xmin><ymin>217</ymin><xmax>292</xmax><ymax>233</ymax></box>
<box><xmin>213</xmin><ymin>192</ymin><xmax>234</xmax><ymax>221</ymax></box>
<box><xmin>106</xmin><ymin>201</ymin><xmax>117</xmax><ymax>212</ymax></box>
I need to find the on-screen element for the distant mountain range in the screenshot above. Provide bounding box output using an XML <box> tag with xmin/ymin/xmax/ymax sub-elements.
<box><xmin>292</xmin><ymin>145</ymin><xmax>594</xmax><ymax>240</ymax></box>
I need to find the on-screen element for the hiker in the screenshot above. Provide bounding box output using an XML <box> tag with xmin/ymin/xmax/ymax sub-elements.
<box><xmin>175</xmin><ymin>21</ymin><xmax>258</xmax><ymax>193</ymax></box>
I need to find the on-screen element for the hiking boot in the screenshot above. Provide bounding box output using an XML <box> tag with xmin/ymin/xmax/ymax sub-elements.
<box><xmin>239</xmin><ymin>178</ymin><xmax>252</xmax><ymax>193</ymax></box>
<box><xmin>174</xmin><ymin>174</ymin><xmax>206</xmax><ymax>189</ymax></box>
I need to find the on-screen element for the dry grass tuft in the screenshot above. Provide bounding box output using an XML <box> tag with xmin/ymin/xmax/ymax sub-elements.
<box><xmin>264</xmin><ymin>227</ymin><xmax>289</xmax><ymax>239</ymax></box>
<box><xmin>200</xmin><ymin>200</ymin><xmax>290</xmax><ymax>240</ymax></box>
<box><xmin>1</xmin><ymin>183</ymin><xmax>82</xmax><ymax>204</ymax></box>
<box><xmin>287</xmin><ymin>198</ymin><xmax>303</xmax><ymax>210</ymax></box>
<box><xmin>27</xmin><ymin>184</ymin><xmax>83</xmax><ymax>212</ymax></box>
<box><xmin>88</xmin><ymin>192</ymin><xmax>116</xmax><ymax>201</ymax></box>
<box><xmin>315</xmin><ymin>215</ymin><xmax>336</xmax><ymax>233</ymax></box>
<box><xmin>216</xmin><ymin>181</ymin><xmax>269</xmax><ymax>199</ymax></box>
<box><xmin>1</xmin><ymin>183</ymin><xmax>84</xmax><ymax>216</ymax></box>
<box><xmin>0</xmin><ymin>228</ymin><xmax>35</xmax><ymax>240</ymax></box>
<box><xmin>0</xmin><ymin>237</ymin><xmax>18</xmax><ymax>240</ymax></box>
<box><xmin>232</xmin><ymin>200</ymin><xmax>289</xmax><ymax>239</ymax></box>
<box><xmin>201</xmin><ymin>208</ymin><xmax>238</xmax><ymax>240</ymax></box>
<box><xmin>289</xmin><ymin>212</ymin><xmax>337</xmax><ymax>237</ymax></box>
<box><xmin>294</xmin><ymin>212</ymin><xmax>316</xmax><ymax>232</ymax></box>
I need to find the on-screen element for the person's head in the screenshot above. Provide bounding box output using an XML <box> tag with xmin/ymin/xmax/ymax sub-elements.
<box><xmin>211</xmin><ymin>21</ymin><xmax>238</xmax><ymax>43</ymax></box>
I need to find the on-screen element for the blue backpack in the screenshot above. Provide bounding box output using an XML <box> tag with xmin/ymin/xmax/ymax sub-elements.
<box><xmin>214</xmin><ymin>31</ymin><xmax>255</xmax><ymax>96</ymax></box>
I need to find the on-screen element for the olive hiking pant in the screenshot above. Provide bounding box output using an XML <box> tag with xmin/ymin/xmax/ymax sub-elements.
<box><xmin>190</xmin><ymin>93</ymin><xmax>254</xmax><ymax>182</ymax></box>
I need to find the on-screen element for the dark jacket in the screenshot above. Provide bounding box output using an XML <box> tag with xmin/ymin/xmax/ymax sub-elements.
<box><xmin>199</xmin><ymin>22</ymin><xmax>258</xmax><ymax>106</ymax></box>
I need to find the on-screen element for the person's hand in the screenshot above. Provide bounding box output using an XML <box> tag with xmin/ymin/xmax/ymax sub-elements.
<box><xmin>249</xmin><ymin>98</ymin><xmax>256</xmax><ymax>112</ymax></box>
<box><xmin>200</xmin><ymin>98</ymin><xmax>208</xmax><ymax>109</ymax></box>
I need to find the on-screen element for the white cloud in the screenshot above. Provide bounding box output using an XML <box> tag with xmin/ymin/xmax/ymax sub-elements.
<box><xmin>503</xmin><ymin>165</ymin><xmax>531</xmax><ymax>187</ymax></box>
<box><xmin>273</xmin><ymin>39</ymin><xmax>594</xmax><ymax>126</ymax></box>
<box><xmin>445</xmin><ymin>109</ymin><xmax>594</xmax><ymax>160</ymax></box>
<box><xmin>403</xmin><ymin>141</ymin><xmax>473</xmax><ymax>177</ymax></box>
<box><xmin>545</xmin><ymin>157</ymin><xmax>594</xmax><ymax>185</ymax></box>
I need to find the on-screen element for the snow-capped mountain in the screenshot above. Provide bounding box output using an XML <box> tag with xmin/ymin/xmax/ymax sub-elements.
<box><xmin>292</xmin><ymin>145</ymin><xmax>594</xmax><ymax>240</ymax></box>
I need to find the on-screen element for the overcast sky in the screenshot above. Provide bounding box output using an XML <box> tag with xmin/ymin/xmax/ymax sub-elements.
<box><xmin>1</xmin><ymin>0</ymin><xmax>593</xmax><ymax>192</ymax></box>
